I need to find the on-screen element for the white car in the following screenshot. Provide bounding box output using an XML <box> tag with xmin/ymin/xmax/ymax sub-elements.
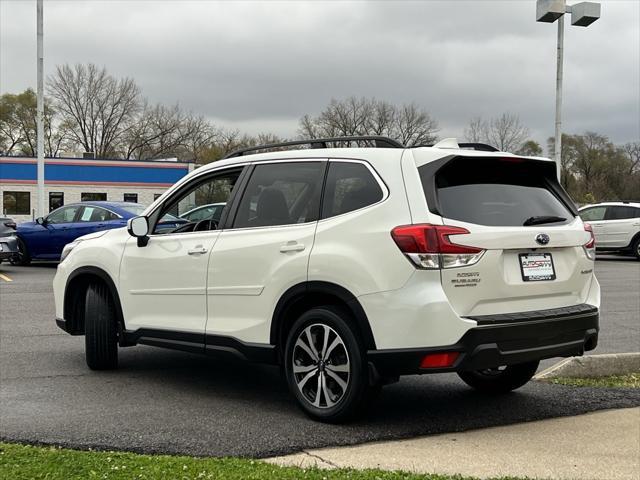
<box><xmin>578</xmin><ymin>202</ymin><xmax>640</xmax><ymax>260</ymax></box>
<box><xmin>53</xmin><ymin>136</ymin><xmax>600</xmax><ymax>422</ymax></box>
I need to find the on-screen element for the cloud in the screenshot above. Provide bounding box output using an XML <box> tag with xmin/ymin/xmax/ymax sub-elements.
<box><xmin>1</xmin><ymin>0</ymin><xmax>638</xmax><ymax>145</ymax></box>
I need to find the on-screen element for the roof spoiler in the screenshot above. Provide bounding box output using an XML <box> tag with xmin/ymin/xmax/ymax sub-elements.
<box><xmin>429</xmin><ymin>138</ymin><xmax>499</xmax><ymax>152</ymax></box>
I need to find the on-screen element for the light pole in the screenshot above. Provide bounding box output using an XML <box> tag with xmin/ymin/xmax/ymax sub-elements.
<box><xmin>36</xmin><ymin>0</ymin><xmax>45</xmax><ymax>218</ymax></box>
<box><xmin>536</xmin><ymin>0</ymin><xmax>601</xmax><ymax>179</ymax></box>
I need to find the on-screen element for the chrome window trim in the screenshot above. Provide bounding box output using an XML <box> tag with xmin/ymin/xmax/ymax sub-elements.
<box><xmin>143</xmin><ymin>155</ymin><xmax>389</xmax><ymax>238</ymax></box>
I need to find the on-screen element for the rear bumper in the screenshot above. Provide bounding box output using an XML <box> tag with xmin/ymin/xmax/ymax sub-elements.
<box><xmin>368</xmin><ymin>304</ymin><xmax>599</xmax><ymax>376</ymax></box>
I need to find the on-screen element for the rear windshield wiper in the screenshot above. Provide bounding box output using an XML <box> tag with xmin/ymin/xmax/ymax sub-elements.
<box><xmin>523</xmin><ymin>215</ymin><xmax>567</xmax><ymax>226</ymax></box>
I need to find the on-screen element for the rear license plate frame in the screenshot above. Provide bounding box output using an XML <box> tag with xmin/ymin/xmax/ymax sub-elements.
<box><xmin>519</xmin><ymin>252</ymin><xmax>556</xmax><ymax>282</ymax></box>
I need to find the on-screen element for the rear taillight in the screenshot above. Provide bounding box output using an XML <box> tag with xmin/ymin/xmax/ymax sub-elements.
<box><xmin>583</xmin><ymin>223</ymin><xmax>596</xmax><ymax>260</ymax></box>
<box><xmin>3</xmin><ymin>221</ymin><xmax>16</xmax><ymax>230</ymax></box>
<box><xmin>391</xmin><ymin>224</ymin><xmax>485</xmax><ymax>269</ymax></box>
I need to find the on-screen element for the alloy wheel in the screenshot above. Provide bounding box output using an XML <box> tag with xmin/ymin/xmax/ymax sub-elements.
<box><xmin>292</xmin><ymin>323</ymin><xmax>350</xmax><ymax>409</ymax></box>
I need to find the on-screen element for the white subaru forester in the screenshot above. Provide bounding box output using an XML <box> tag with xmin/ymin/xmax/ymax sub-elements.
<box><xmin>54</xmin><ymin>136</ymin><xmax>600</xmax><ymax>422</ymax></box>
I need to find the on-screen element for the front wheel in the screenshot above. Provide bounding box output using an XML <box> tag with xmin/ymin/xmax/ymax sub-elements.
<box><xmin>284</xmin><ymin>306</ymin><xmax>371</xmax><ymax>423</ymax></box>
<box><xmin>85</xmin><ymin>283</ymin><xmax>119</xmax><ymax>370</ymax></box>
<box><xmin>457</xmin><ymin>360</ymin><xmax>539</xmax><ymax>394</ymax></box>
<box><xmin>632</xmin><ymin>237</ymin><xmax>640</xmax><ymax>260</ymax></box>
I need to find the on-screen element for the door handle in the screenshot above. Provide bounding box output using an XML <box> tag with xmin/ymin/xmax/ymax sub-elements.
<box><xmin>187</xmin><ymin>246</ymin><xmax>208</xmax><ymax>255</ymax></box>
<box><xmin>279</xmin><ymin>242</ymin><xmax>305</xmax><ymax>253</ymax></box>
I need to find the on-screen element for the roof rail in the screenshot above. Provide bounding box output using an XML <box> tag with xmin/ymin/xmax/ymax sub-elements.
<box><xmin>223</xmin><ymin>136</ymin><xmax>404</xmax><ymax>159</ymax></box>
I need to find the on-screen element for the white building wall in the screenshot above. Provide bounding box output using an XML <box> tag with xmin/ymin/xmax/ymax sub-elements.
<box><xmin>0</xmin><ymin>183</ymin><xmax>169</xmax><ymax>223</ymax></box>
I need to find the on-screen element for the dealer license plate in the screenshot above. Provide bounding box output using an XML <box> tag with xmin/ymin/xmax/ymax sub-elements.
<box><xmin>519</xmin><ymin>253</ymin><xmax>555</xmax><ymax>282</ymax></box>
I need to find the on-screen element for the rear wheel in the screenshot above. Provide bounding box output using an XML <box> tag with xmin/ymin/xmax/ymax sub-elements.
<box><xmin>284</xmin><ymin>306</ymin><xmax>370</xmax><ymax>423</ymax></box>
<box><xmin>457</xmin><ymin>360</ymin><xmax>539</xmax><ymax>393</ymax></box>
<box><xmin>10</xmin><ymin>237</ymin><xmax>30</xmax><ymax>266</ymax></box>
<box><xmin>85</xmin><ymin>283</ymin><xmax>118</xmax><ymax>370</ymax></box>
<box><xmin>632</xmin><ymin>237</ymin><xmax>640</xmax><ymax>260</ymax></box>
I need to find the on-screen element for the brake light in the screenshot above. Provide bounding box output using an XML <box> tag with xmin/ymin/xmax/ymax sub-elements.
<box><xmin>391</xmin><ymin>224</ymin><xmax>485</xmax><ymax>269</ymax></box>
<box><xmin>583</xmin><ymin>223</ymin><xmax>596</xmax><ymax>260</ymax></box>
<box><xmin>3</xmin><ymin>221</ymin><xmax>16</xmax><ymax>229</ymax></box>
<box><xmin>420</xmin><ymin>352</ymin><xmax>460</xmax><ymax>369</ymax></box>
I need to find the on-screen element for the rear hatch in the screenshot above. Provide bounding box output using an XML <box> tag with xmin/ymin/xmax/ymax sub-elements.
<box><xmin>415</xmin><ymin>154</ymin><xmax>595</xmax><ymax>317</ymax></box>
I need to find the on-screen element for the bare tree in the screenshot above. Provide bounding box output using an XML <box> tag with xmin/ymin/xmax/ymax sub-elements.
<box><xmin>464</xmin><ymin>113</ymin><xmax>529</xmax><ymax>152</ymax></box>
<box><xmin>463</xmin><ymin>117</ymin><xmax>486</xmax><ymax>144</ymax></box>
<box><xmin>299</xmin><ymin>97</ymin><xmax>439</xmax><ymax>146</ymax></box>
<box><xmin>392</xmin><ymin>103</ymin><xmax>439</xmax><ymax>146</ymax></box>
<box><xmin>622</xmin><ymin>141</ymin><xmax>640</xmax><ymax>174</ymax></box>
<box><xmin>123</xmin><ymin>103</ymin><xmax>188</xmax><ymax>160</ymax></box>
<box><xmin>48</xmin><ymin>63</ymin><xmax>141</xmax><ymax>158</ymax></box>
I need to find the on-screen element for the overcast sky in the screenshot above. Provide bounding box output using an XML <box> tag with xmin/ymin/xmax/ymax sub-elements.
<box><xmin>1</xmin><ymin>0</ymin><xmax>639</xmax><ymax>147</ymax></box>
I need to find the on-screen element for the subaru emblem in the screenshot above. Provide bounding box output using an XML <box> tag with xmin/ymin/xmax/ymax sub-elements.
<box><xmin>535</xmin><ymin>233</ymin><xmax>550</xmax><ymax>245</ymax></box>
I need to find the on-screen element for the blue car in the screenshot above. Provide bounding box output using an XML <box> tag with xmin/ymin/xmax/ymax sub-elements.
<box><xmin>14</xmin><ymin>201</ymin><xmax>185</xmax><ymax>265</ymax></box>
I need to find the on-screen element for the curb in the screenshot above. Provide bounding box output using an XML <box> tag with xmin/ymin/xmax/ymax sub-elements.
<box><xmin>534</xmin><ymin>353</ymin><xmax>640</xmax><ymax>379</ymax></box>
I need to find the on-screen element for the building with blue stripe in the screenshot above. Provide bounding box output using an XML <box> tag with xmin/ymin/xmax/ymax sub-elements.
<box><xmin>0</xmin><ymin>156</ymin><xmax>194</xmax><ymax>221</ymax></box>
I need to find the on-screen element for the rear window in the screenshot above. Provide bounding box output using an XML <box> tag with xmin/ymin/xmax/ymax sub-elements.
<box><xmin>321</xmin><ymin>162</ymin><xmax>383</xmax><ymax>219</ymax></box>
<box><xmin>423</xmin><ymin>157</ymin><xmax>574</xmax><ymax>227</ymax></box>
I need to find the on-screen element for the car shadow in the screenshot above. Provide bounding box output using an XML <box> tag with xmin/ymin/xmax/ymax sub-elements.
<box><xmin>102</xmin><ymin>345</ymin><xmax>640</xmax><ymax>457</ymax></box>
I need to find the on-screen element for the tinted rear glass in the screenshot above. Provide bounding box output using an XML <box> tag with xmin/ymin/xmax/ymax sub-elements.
<box><xmin>425</xmin><ymin>157</ymin><xmax>573</xmax><ymax>227</ymax></box>
<box><xmin>605</xmin><ymin>206</ymin><xmax>640</xmax><ymax>220</ymax></box>
<box><xmin>233</xmin><ymin>162</ymin><xmax>324</xmax><ymax>228</ymax></box>
<box><xmin>322</xmin><ymin>162</ymin><xmax>383</xmax><ymax>219</ymax></box>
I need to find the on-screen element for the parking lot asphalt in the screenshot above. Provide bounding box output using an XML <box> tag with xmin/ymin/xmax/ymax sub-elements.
<box><xmin>0</xmin><ymin>256</ymin><xmax>639</xmax><ymax>458</ymax></box>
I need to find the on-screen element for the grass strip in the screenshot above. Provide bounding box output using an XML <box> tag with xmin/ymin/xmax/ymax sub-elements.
<box><xmin>547</xmin><ymin>372</ymin><xmax>640</xmax><ymax>388</ymax></box>
<box><xmin>0</xmin><ymin>442</ymin><xmax>533</xmax><ymax>480</ymax></box>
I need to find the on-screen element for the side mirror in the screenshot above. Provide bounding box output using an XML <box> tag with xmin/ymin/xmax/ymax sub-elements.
<box><xmin>35</xmin><ymin>217</ymin><xmax>45</xmax><ymax>225</ymax></box>
<box><xmin>127</xmin><ymin>216</ymin><xmax>149</xmax><ymax>247</ymax></box>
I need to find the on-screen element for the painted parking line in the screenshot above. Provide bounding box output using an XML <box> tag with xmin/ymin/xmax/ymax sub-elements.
<box><xmin>0</xmin><ymin>273</ymin><xmax>13</xmax><ymax>282</ymax></box>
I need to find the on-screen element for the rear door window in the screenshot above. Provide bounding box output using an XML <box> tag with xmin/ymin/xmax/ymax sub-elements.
<box><xmin>233</xmin><ymin>162</ymin><xmax>324</xmax><ymax>228</ymax></box>
<box><xmin>425</xmin><ymin>157</ymin><xmax>573</xmax><ymax>227</ymax></box>
<box><xmin>321</xmin><ymin>162</ymin><xmax>383</xmax><ymax>219</ymax></box>
<box><xmin>78</xmin><ymin>206</ymin><xmax>118</xmax><ymax>222</ymax></box>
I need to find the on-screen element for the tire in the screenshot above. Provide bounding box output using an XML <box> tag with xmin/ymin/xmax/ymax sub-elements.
<box><xmin>284</xmin><ymin>306</ymin><xmax>371</xmax><ymax>423</ymax></box>
<box><xmin>84</xmin><ymin>283</ymin><xmax>118</xmax><ymax>370</ymax></box>
<box><xmin>457</xmin><ymin>360</ymin><xmax>539</xmax><ymax>394</ymax></box>
<box><xmin>633</xmin><ymin>237</ymin><xmax>640</xmax><ymax>261</ymax></box>
<box><xmin>10</xmin><ymin>237</ymin><xmax>31</xmax><ymax>266</ymax></box>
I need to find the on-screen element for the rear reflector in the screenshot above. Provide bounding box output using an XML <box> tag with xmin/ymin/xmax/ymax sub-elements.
<box><xmin>420</xmin><ymin>352</ymin><xmax>460</xmax><ymax>369</ymax></box>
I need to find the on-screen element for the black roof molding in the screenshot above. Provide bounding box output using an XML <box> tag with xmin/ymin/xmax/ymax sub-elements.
<box><xmin>457</xmin><ymin>143</ymin><xmax>499</xmax><ymax>152</ymax></box>
<box><xmin>416</xmin><ymin>142</ymin><xmax>499</xmax><ymax>152</ymax></box>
